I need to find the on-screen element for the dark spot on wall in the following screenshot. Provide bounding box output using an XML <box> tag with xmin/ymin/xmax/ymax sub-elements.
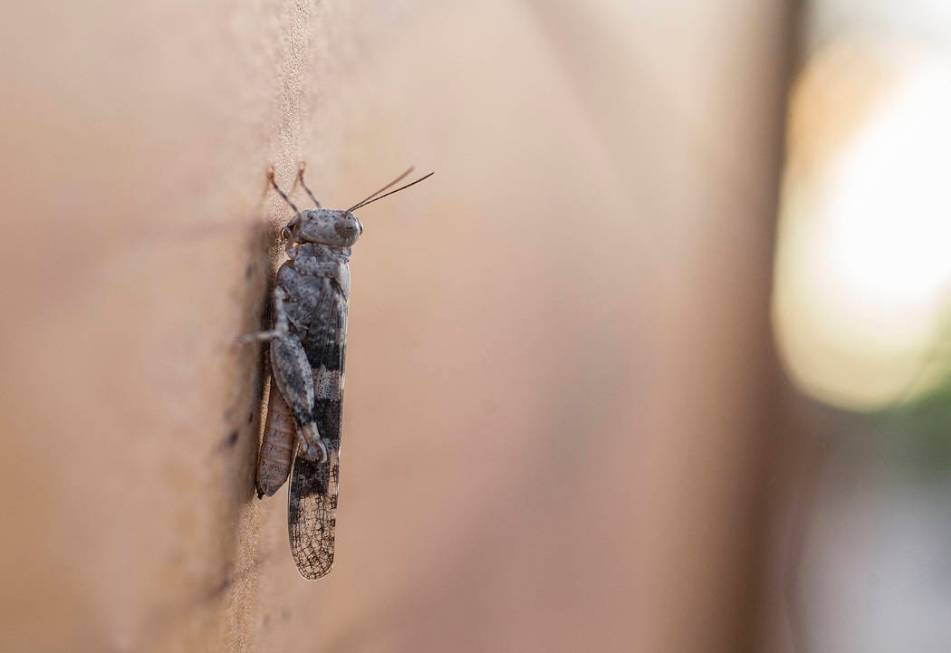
<box><xmin>207</xmin><ymin>574</ymin><xmax>233</xmax><ymax>600</ymax></box>
<box><xmin>248</xmin><ymin>411</ymin><xmax>255</xmax><ymax>424</ymax></box>
<box><xmin>224</xmin><ymin>430</ymin><xmax>239</xmax><ymax>448</ymax></box>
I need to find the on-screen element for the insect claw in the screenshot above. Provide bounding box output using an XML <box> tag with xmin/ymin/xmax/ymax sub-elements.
<box><xmin>238</xmin><ymin>330</ymin><xmax>280</xmax><ymax>345</ymax></box>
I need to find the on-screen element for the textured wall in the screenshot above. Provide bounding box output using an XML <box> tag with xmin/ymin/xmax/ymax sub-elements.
<box><xmin>0</xmin><ymin>2</ymin><xmax>793</xmax><ymax>652</ymax></box>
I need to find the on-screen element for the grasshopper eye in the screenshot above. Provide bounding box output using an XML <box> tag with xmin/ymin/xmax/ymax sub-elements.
<box><xmin>334</xmin><ymin>220</ymin><xmax>357</xmax><ymax>238</ymax></box>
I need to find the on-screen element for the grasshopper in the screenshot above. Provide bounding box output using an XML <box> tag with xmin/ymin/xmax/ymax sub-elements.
<box><xmin>253</xmin><ymin>164</ymin><xmax>433</xmax><ymax>579</ymax></box>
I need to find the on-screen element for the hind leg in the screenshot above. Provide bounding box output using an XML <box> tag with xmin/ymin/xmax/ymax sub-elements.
<box><xmin>261</xmin><ymin>287</ymin><xmax>328</xmax><ymax>462</ymax></box>
<box><xmin>269</xmin><ymin>332</ymin><xmax>327</xmax><ymax>462</ymax></box>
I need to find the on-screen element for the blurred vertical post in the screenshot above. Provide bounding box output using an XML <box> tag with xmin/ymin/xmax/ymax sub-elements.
<box><xmin>0</xmin><ymin>1</ymin><xmax>799</xmax><ymax>651</ymax></box>
<box><xmin>320</xmin><ymin>2</ymin><xmax>800</xmax><ymax>652</ymax></box>
<box><xmin>609</xmin><ymin>3</ymin><xmax>799</xmax><ymax>651</ymax></box>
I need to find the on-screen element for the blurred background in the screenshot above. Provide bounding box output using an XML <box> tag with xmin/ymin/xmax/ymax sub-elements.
<box><xmin>768</xmin><ymin>2</ymin><xmax>951</xmax><ymax>652</ymax></box>
<box><xmin>1</xmin><ymin>1</ymin><xmax>949</xmax><ymax>652</ymax></box>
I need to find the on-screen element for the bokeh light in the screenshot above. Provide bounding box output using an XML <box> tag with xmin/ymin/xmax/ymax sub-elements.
<box><xmin>773</xmin><ymin>40</ymin><xmax>951</xmax><ymax>409</ymax></box>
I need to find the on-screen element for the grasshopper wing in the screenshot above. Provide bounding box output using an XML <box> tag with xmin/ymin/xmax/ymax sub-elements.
<box><xmin>287</xmin><ymin>445</ymin><xmax>340</xmax><ymax>579</ymax></box>
<box><xmin>287</xmin><ymin>285</ymin><xmax>347</xmax><ymax>580</ymax></box>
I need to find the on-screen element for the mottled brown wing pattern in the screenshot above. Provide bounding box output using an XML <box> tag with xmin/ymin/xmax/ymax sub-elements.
<box><xmin>288</xmin><ymin>445</ymin><xmax>340</xmax><ymax>579</ymax></box>
<box><xmin>256</xmin><ymin>387</ymin><xmax>296</xmax><ymax>498</ymax></box>
<box><xmin>288</xmin><ymin>281</ymin><xmax>347</xmax><ymax>580</ymax></box>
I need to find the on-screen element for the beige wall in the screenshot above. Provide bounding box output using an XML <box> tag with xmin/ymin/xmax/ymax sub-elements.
<box><xmin>0</xmin><ymin>2</ymin><xmax>793</xmax><ymax>652</ymax></box>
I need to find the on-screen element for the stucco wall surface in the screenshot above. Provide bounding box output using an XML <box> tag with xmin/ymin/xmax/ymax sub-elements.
<box><xmin>0</xmin><ymin>2</ymin><xmax>792</xmax><ymax>652</ymax></box>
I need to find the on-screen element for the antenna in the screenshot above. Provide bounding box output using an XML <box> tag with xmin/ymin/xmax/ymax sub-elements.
<box><xmin>346</xmin><ymin>167</ymin><xmax>415</xmax><ymax>211</ymax></box>
<box><xmin>347</xmin><ymin>171</ymin><xmax>435</xmax><ymax>212</ymax></box>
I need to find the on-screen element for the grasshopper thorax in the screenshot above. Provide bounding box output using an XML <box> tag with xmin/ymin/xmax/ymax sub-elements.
<box><xmin>284</xmin><ymin>209</ymin><xmax>363</xmax><ymax>248</ymax></box>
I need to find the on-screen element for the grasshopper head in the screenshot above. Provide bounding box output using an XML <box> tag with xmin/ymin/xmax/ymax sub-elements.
<box><xmin>270</xmin><ymin>167</ymin><xmax>432</xmax><ymax>249</ymax></box>
<box><xmin>285</xmin><ymin>209</ymin><xmax>363</xmax><ymax>248</ymax></box>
